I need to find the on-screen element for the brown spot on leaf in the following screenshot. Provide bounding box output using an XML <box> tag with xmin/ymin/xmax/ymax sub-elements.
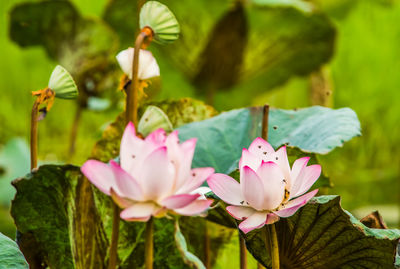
<box><xmin>360</xmin><ymin>211</ymin><xmax>388</xmax><ymax>229</ymax></box>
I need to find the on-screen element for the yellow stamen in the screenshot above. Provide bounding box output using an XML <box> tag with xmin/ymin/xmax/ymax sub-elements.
<box><xmin>31</xmin><ymin>87</ymin><xmax>56</xmax><ymax>112</ymax></box>
<box><xmin>119</xmin><ymin>74</ymin><xmax>130</xmax><ymax>92</ymax></box>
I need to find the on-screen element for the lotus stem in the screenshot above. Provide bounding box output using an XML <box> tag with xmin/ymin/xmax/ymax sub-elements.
<box><xmin>116</xmin><ymin>28</ymin><xmax>152</xmax><ymax>269</ymax></box>
<box><xmin>126</xmin><ymin>29</ymin><xmax>151</xmax><ymax>126</ymax></box>
<box><xmin>261</xmin><ymin>104</ymin><xmax>270</xmax><ymax>141</ymax></box>
<box><xmin>309</xmin><ymin>67</ymin><xmax>333</xmax><ymax>107</ymax></box>
<box><xmin>310</xmin><ymin>69</ymin><xmax>332</xmax><ymax>195</ymax></box>
<box><xmin>266</xmin><ymin>225</ymin><xmax>280</xmax><ymax>269</ymax></box>
<box><xmin>239</xmin><ymin>233</ymin><xmax>247</xmax><ymax>269</ymax></box>
<box><xmin>108</xmin><ymin>203</ymin><xmax>120</xmax><ymax>269</ymax></box>
<box><xmin>118</xmin><ymin>24</ymin><xmax>153</xmax><ymax>269</ymax></box>
<box><xmin>145</xmin><ymin>217</ymin><xmax>154</xmax><ymax>269</ymax></box>
<box><xmin>30</xmin><ymin>100</ymin><xmax>40</xmax><ymax>170</ymax></box>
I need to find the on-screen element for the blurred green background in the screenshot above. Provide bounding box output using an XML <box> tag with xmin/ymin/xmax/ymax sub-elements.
<box><xmin>0</xmin><ymin>0</ymin><xmax>399</xmax><ymax>265</ymax></box>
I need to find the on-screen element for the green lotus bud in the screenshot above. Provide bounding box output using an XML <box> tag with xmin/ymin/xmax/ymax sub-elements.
<box><xmin>48</xmin><ymin>65</ymin><xmax>78</xmax><ymax>99</ymax></box>
<box><xmin>139</xmin><ymin>1</ymin><xmax>180</xmax><ymax>44</ymax></box>
<box><xmin>138</xmin><ymin>105</ymin><xmax>173</xmax><ymax>136</ymax></box>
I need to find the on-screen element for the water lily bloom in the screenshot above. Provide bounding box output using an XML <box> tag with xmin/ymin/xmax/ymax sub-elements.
<box><xmin>207</xmin><ymin>137</ymin><xmax>321</xmax><ymax>234</ymax></box>
<box><xmin>116</xmin><ymin>47</ymin><xmax>160</xmax><ymax>80</ymax></box>
<box><xmin>81</xmin><ymin>123</ymin><xmax>214</xmax><ymax>221</ymax></box>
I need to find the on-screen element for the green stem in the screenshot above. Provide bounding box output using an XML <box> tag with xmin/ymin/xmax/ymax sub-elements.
<box><xmin>30</xmin><ymin>100</ymin><xmax>39</xmax><ymax>170</ymax></box>
<box><xmin>126</xmin><ymin>31</ymin><xmax>149</xmax><ymax>126</ymax></box>
<box><xmin>266</xmin><ymin>225</ymin><xmax>280</xmax><ymax>269</ymax></box>
<box><xmin>239</xmin><ymin>233</ymin><xmax>247</xmax><ymax>269</ymax></box>
<box><xmin>145</xmin><ymin>217</ymin><xmax>154</xmax><ymax>269</ymax></box>
<box><xmin>309</xmin><ymin>67</ymin><xmax>333</xmax><ymax>107</ymax></box>
<box><xmin>261</xmin><ymin>104</ymin><xmax>270</xmax><ymax>141</ymax></box>
<box><xmin>108</xmin><ymin>203</ymin><xmax>120</xmax><ymax>269</ymax></box>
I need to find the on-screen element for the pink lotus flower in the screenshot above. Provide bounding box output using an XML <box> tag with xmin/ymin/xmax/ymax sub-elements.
<box><xmin>207</xmin><ymin>138</ymin><xmax>321</xmax><ymax>234</ymax></box>
<box><xmin>81</xmin><ymin>123</ymin><xmax>214</xmax><ymax>222</ymax></box>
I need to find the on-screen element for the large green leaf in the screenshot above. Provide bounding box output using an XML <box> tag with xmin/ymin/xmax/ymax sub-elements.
<box><xmin>11</xmin><ymin>165</ymin><xmax>106</xmax><ymax>269</ymax></box>
<box><xmin>178</xmin><ymin>106</ymin><xmax>260</xmax><ymax>173</ymax></box>
<box><xmin>243</xmin><ymin>195</ymin><xmax>400</xmax><ymax>268</ymax></box>
<box><xmin>268</xmin><ymin>106</ymin><xmax>361</xmax><ymax>153</ymax></box>
<box><xmin>9</xmin><ymin>1</ymin><xmax>80</xmax><ymax>58</ymax></box>
<box><xmin>0</xmin><ymin>233</ymin><xmax>28</xmax><ymax>269</ymax></box>
<box><xmin>9</xmin><ymin>1</ymin><xmax>117</xmax><ymax>63</ymax></box>
<box><xmin>177</xmin><ymin>106</ymin><xmax>361</xmax><ymax>174</ymax></box>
